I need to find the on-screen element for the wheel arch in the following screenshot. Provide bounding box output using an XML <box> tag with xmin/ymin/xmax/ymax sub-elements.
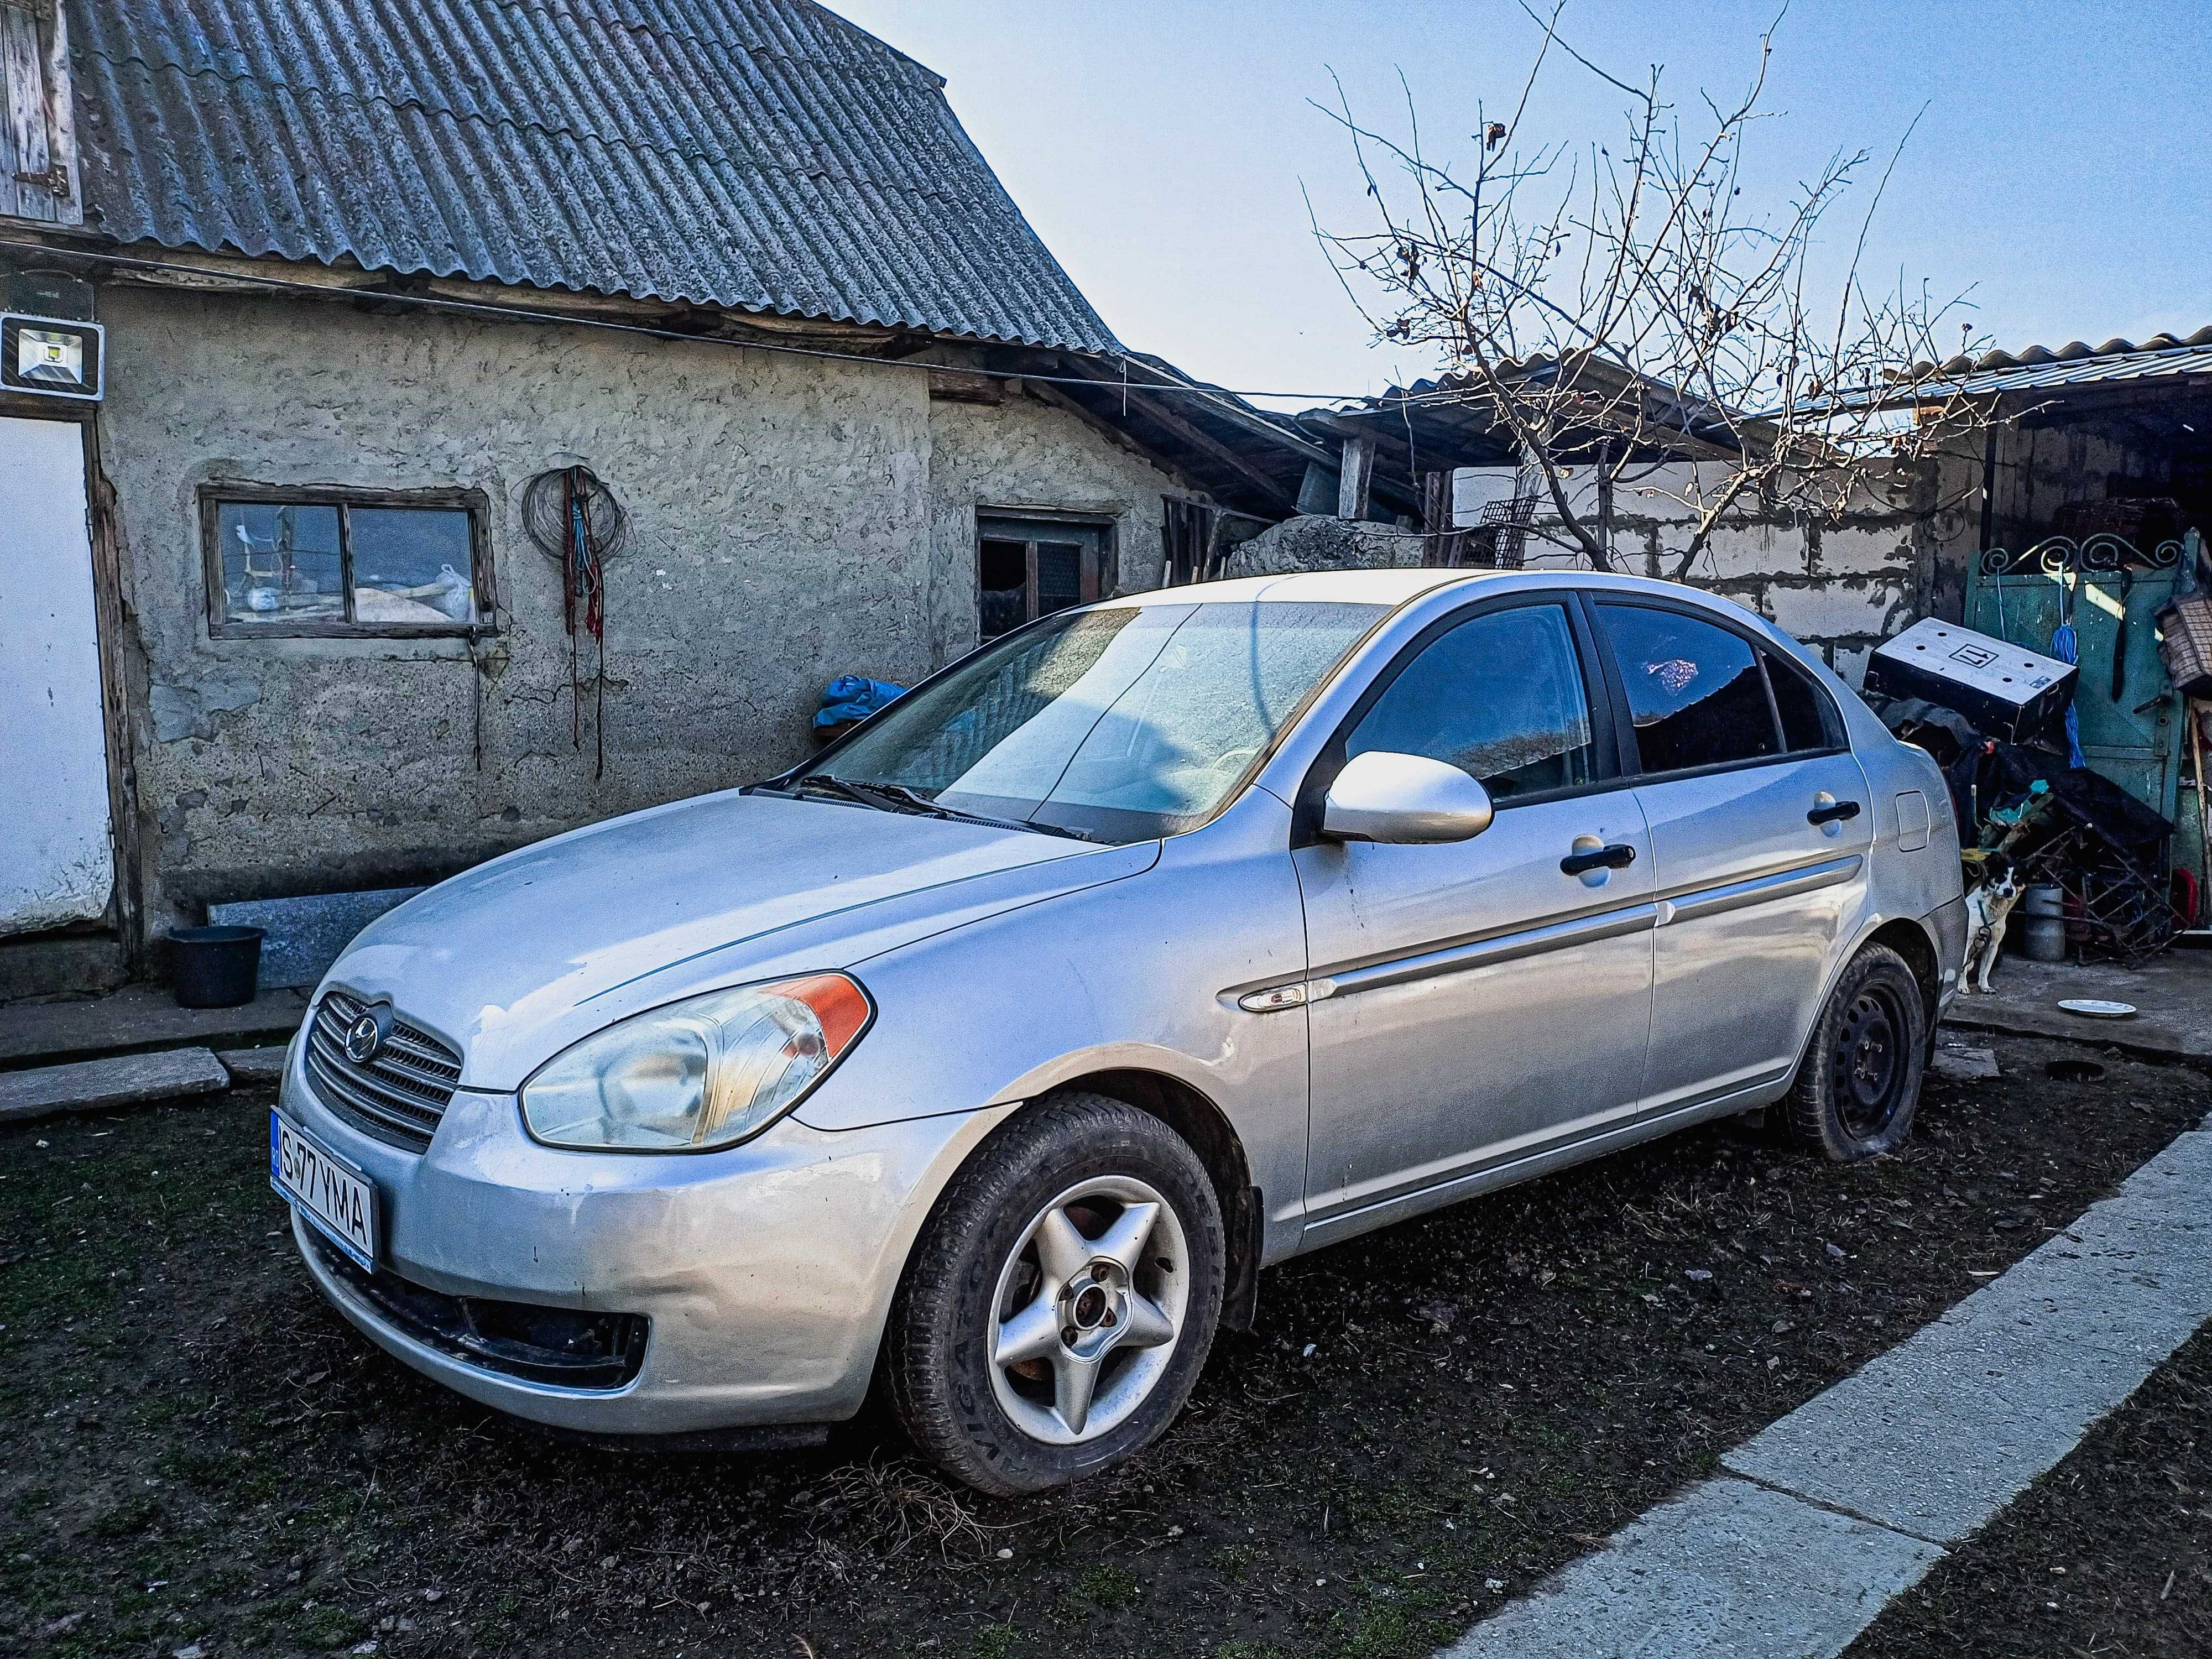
<box><xmin>1783</xmin><ymin>912</ymin><xmax>1944</xmax><ymax>1094</ymax></box>
<box><xmin>1029</xmin><ymin>1068</ymin><xmax>1263</xmax><ymax>1332</ymax></box>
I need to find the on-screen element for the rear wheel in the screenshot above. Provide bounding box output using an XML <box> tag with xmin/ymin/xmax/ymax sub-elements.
<box><xmin>1783</xmin><ymin>943</ymin><xmax>1928</xmax><ymax>1161</ymax></box>
<box><xmin>884</xmin><ymin>1092</ymin><xmax>1225</xmax><ymax>1495</ymax></box>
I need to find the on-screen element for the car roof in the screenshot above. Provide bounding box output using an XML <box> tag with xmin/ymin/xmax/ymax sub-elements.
<box><xmin>1092</xmin><ymin>566</ymin><xmax>1764</xmax><ymax>613</ymax></box>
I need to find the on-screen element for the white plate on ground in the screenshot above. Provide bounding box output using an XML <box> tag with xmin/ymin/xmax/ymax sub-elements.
<box><xmin>2057</xmin><ymin>998</ymin><xmax>2136</xmax><ymax>1019</ymax></box>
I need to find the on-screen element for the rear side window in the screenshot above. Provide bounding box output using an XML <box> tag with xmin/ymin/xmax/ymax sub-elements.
<box><xmin>1598</xmin><ymin>603</ymin><xmax>1777</xmax><ymax>773</ymax></box>
<box><xmin>1767</xmin><ymin>651</ymin><xmax>1841</xmax><ymax>752</ymax></box>
<box><xmin>1347</xmin><ymin>603</ymin><xmax>1598</xmax><ymax>800</ymax></box>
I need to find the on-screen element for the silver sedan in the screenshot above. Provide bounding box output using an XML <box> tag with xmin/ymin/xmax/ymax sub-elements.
<box><xmin>273</xmin><ymin>570</ymin><xmax>1966</xmax><ymax>1493</ymax></box>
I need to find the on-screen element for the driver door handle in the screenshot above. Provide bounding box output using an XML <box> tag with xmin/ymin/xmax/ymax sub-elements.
<box><xmin>1561</xmin><ymin>843</ymin><xmax>1637</xmax><ymax>875</ymax></box>
<box><xmin>1807</xmin><ymin>800</ymin><xmax>1863</xmax><ymax>826</ymax></box>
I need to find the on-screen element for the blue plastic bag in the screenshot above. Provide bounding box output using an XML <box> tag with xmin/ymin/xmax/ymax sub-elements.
<box><xmin>813</xmin><ymin>675</ymin><xmax>905</xmax><ymax>730</ymax></box>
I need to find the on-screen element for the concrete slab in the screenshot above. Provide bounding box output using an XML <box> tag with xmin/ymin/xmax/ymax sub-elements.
<box><xmin>1436</xmin><ymin>1476</ymin><xmax>1944</xmax><ymax>1659</ymax></box>
<box><xmin>208</xmin><ymin>886</ymin><xmax>423</xmax><ymax>990</ymax></box>
<box><xmin>216</xmin><ymin>1046</ymin><xmax>290</xmax><ymax>1086</ymax></box>
<box><xmin>1929</xmin><ymin>1041</ymin><xmax>1998</xmax><ymax>1081</ymax></box>
<box><xmin>1942</xmin><ymin>950</ymin><xmax>2212</xmax><ymax>1064</ymax></box>
<box><xmin>0</xmin><ymin>1047</ymin><xmax>231</xmax><ymax>1124</ymax></box>
<box><xmin>1443</xmin><ymin>1114</ymin><xmax>2212</xmax><ymax>1657</ymax></box>
<box><xmin>1721</xmin><ymin>1123</ymin><xmax>2212</xmax><ymax>1545</ymax></box>
<box><xmin>0</xmin><ymin>982</ymin><xmax>311</xmax><ymax>1071</ymax></box>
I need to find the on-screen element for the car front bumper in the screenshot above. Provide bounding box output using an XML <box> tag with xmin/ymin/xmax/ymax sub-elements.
<box><xmin>278</xmin><ymin>1040</ymin><xmax>1010</xmax><ymax>1436</ymax></box>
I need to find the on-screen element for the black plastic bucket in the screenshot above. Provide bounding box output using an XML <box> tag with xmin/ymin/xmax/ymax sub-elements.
<box><xmin>168</xmin><ymin>925</ymin><xmax>265</xmax><ymax>1009</ymax></box>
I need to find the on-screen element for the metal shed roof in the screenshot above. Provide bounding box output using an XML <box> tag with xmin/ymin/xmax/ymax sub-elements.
<box><xmin>1907</xmin><ymin>327</ymin><xmax>2212</xmax><ymax>400</ymax></box>
<box><xmin>66</xmin><ymin>0</ymin><xmax>1121</xmax><ymax>353</ymax></box>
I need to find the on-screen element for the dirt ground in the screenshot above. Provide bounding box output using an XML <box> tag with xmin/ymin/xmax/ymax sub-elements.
<box><xmin>1846</xmin><ymin>1325</ymin><xmax>2212</xmax><ymax>1659</ymax></box>
<box><xmin>1</xmin><ymin>1033</ymin><xmax>2204</xmax><ymax>1659</ymax></box>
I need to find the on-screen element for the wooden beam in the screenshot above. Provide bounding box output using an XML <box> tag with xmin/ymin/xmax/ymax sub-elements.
<box><xmin>1337</xmin><ymin>434</ymin><xmax>1376</xmax><ymax>520</ymax></box>
<box><xmin>1057</xmin><ymin>359</ymin><xmax>1301</xmax><ymax>513</ymax></box>
<box><xmin>1026</xmin><ymin>378</ymin><xmax>1203</xmax><ymax>481</ymax></box>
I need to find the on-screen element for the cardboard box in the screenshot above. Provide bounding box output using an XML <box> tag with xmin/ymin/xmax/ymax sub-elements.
<box><xmin>1865</xmin><ymin>618</ymin><xmax>2076</xmax><ymax>743</ymax></box>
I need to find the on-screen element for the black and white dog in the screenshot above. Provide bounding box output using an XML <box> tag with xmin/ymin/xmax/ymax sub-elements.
<box><xmin>1961</xmin><ymin>853</ymin><xmax>2023</xmax><ymax>995</ymax></box>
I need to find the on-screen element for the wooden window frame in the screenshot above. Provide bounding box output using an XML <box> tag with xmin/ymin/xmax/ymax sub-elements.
<box><xmin>200</xmin><ymin>482</ymin><xmax>498</xmax><ymax>640</ymax></box>
<box><xmin>974</xmin><ymin>508</ymin><xmax>1115</xmax><ymax>638</ymax></box>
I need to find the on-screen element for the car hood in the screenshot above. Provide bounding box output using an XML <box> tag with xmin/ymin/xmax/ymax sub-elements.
<box><xmin>321</xmin><ymin>790</ymin><xmax>1156</xmax><ymax>1089</ymax></box>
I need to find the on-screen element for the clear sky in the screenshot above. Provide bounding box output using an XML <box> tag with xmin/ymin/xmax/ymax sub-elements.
<box><xmin>828</xmin><ymin>1</ymin><xmax>2210</xmax><ymax>408</ymax></box>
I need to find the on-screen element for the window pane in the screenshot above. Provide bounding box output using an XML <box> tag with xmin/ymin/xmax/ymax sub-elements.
<box><xmin>218</xmin><ymin>503</ymin><xmax>343</xmax><ymax>624</ymax></box>
<box><xmin>1600</xmin><ymin>603</ymin><xmax>1778</xmax><ymax>772</ymax></box>
<box><xmin>1347</xmin><ymin>603</ymin><xmax>1596</xmax><ymax>799</ymax></box>
<box><xmin>1035</xmin><ymin>541</ymin><xmax>1084</xmax><ymax>617</ymax></box>
<box><xmin>350</xmin><ymin>508</ymin><xmax>478</xmax><ymax>624</ymax></box>
<box><xmin>1768</xmin><ymin>653</ymin><xmax>1836</xmax><ymax>752</ymax></box>
<box><xmin>979</xmin><ymin>537</ymin><xmax>1026</xmax><ymax>639</ymax></box>
<box><xmin>823</xmin><ymin>601</ymin><xmax>1383</xmax><ymax>841</ymax></box>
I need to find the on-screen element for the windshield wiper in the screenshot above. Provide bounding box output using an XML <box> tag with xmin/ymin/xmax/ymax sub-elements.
<box><xmin>792</xmin><ymin>774</ymin><xmax>1098</xmax><ymax>842</ymax></box>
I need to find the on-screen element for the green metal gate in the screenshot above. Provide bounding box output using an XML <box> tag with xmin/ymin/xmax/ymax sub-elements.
<box><xmin>1963</xmin><ymin>531</ymin><xmax>2204</xmax><ymax>889</ymax></box>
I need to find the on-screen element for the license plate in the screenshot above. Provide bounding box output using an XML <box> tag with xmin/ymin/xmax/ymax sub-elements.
<box><xmin>270</xmin><ymin>1110</ymin><xmax>378</xmax><ymax>1271</ymax></box>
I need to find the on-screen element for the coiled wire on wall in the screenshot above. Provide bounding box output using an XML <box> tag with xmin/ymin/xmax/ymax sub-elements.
<box><xmin>522</xmin><ymin>466</ymin><xmax>630</xmax><ymax>780</ymax></box>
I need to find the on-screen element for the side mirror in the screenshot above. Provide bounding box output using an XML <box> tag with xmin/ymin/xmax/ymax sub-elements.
<box><xmin>1322</xmin><ymin>751</ymin><xmax>1495</xmax><ymax>844</ymax></box>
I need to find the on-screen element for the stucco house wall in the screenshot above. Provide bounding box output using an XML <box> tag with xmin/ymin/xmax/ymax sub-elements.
<box><xmin>924</xmin><ymin>389</ymin><xmax>1185</xmax><ymax>664</ymax></box>
<box><xmin>92</xmin><ymin>285</ymin><xmax>1184</xmax><ymax>935</ymax></box>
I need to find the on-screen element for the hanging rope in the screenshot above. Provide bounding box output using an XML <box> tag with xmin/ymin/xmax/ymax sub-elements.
<box><xmin>522</xmin><ymin>466</ymin><xmax>630</xmax><ymax>780</ymax></box>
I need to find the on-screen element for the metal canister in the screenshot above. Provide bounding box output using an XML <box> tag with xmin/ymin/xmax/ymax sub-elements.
<box><xmin>2020</xmin><ymin>883</ymin><xmax>2068</xmax><ymax>963</ymax></box>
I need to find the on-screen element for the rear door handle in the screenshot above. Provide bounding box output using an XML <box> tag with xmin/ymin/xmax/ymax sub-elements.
<box><xmin>1807</xmin><ymin>800</ymin><xmax>1863</xmax><ymax>826</ymax></box>
<box><xmin>1561</xmin><ymin>843</ymin><xmax>1637</xmax><ymax>875</ymax></box>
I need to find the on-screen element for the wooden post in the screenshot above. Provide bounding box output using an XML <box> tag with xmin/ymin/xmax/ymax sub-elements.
<box><xmin>1337</xmin><ymin>434</ymin><xmax>1375</xmax><ymax>520</ymax></box>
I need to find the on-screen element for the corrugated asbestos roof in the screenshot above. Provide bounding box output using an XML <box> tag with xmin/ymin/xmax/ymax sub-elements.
<box><xmin>1905</xmin><ymin>327</ymin><xmax>2212</xmax><ymax>399</ymax></box>
<box><xmin>66</xmin><ymin>0</ymin><xmax>1120</xmax><ymax>352</ymax></box>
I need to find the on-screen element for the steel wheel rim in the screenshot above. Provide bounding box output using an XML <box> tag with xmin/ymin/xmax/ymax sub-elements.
<box><xmin>1832</xmin><ymin>985</ymin><xmax>1906</xmax><ymax>1138</ymax></box>
<box><xmin>986</xmin><ymin>1175</ymin><xmax>1191</xmax><ymax>1447</ymax></box>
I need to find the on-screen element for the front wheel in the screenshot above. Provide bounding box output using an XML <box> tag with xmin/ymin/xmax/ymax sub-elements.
<box><xmin>1783</xmin><ymin>943</ymin><xmax>1929</xmax><ymax>1161</ymax></box>
<box><xmin>883</xmin><ymin>1092</ymin><xmax>1225</xmax><ymax>1495</ymax></box>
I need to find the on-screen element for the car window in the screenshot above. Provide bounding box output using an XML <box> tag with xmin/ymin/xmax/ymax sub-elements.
<box><xmin>815</xmin><ymin>600</ymin><xmax>1385</xmax><ymax>842</ymax></box>
<box><xmin>1767</xmin><ymin>650</ymin><xmax>1840</xmax><ymax>752</ymax></box>
<box><xmin>1598</xmin><ymin>603</ymin><xmax>1780</xmax><ymax>773</ymax></box>
<box><xmin>1346</xmin><ymin>603</ymin><xmax>1597</xmax><ymax>800</ymax></box>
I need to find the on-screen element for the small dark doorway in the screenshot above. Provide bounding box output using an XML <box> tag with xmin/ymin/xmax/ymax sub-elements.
<box><xmin>977</xmin><ymin>514</ymin><xmax>1109</xmax><ymax>641</ymax></box>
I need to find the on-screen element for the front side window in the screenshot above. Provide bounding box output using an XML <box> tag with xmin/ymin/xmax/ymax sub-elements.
<box><xmin>1347</xmin><ymin>603</ymin><xmax>1598</xmax><ymax>800</ymax></box>
<box><xmin>205</xmin><ymin>489</ymin><xmax>490</xmax><ymax>635</ymax></box>
<box><xmin>1599</xmin><ymin>603</ymin><xmax>1780</xmax><ymax>774</ymax></box>
<box><xmin>808</xmin><ymin>600</ymin><xmax>1384</xmax><ymax>842</ymax></box>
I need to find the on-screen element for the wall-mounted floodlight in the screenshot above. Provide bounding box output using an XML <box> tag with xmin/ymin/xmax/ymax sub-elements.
<box><xmin>1</xmin><ymin>312</ymin><xmax>103</xmax><ymax>400</ymax></box>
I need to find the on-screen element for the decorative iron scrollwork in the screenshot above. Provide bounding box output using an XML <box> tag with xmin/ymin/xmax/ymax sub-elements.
<box><xmin>1977</xmin><ymin>536</ymin><xmax>2182</xmax><ymax>578</ymax></box>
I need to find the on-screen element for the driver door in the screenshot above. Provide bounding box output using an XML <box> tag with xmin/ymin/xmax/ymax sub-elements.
<box><xmin>1294</xmin><ymin>595</ymin><xmax>1657</xmax><ymax>1241</ymax></box>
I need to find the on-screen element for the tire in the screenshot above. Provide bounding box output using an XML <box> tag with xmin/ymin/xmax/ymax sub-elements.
<box><xmin>1783</xmin><ymin>943</ymin><xmax>1930</xmax><ymax>1162</ymax></box>
<box><xmin>884</xmin><ymin>1092</ymin><xmax>1225</xmax><ymax>1496</ymax></box>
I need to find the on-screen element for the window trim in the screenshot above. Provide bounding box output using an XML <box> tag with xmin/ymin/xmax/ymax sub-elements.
<box><xmin>1584</xmin><ymin>594</ymin><xmax>1851</xmax><ymax>786</ymax></box>
<box><xmin>974</xmin><ymin>507</ymin><xmax>1115</xmax><ymax>640</ymax></box>
<box><xmin>1293</xmin><ymin>589</ymin><xmax>1628</xmax><ymax>846</ymax></box>
<box><xmin>200</xmin><ymin>482</ymin><xmax>498</xmax><ymax>640</ymax></box>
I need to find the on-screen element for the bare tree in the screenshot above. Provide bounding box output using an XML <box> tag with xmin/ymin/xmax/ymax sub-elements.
<box><xmin>1314</xmin><ymin>2</ymin><xmax>1992</xmax><ymax>576</ymax></box>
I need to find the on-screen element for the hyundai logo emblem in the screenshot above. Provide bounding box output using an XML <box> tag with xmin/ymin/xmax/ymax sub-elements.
<box><xmin>343</xmin><ymin>1008</ymin><xmax>390</xmax><ymax>1065</ymax></box>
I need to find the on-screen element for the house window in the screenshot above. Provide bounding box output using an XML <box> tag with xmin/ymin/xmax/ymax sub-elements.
<box><xmin>977</xmin><ymin>513</ymin><xmax>1109</xmax><ymax>641</ymax></box>
<box><xmin>201</xmin><ymin>486</ymin><xmax>494</xmax><ymax>637</ymax></box>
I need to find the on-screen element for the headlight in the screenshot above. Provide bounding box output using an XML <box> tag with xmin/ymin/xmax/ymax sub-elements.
<box><xmin>520</xmin><ymin>974</ymin><xmax>872</xmax><ymax>1152</ymax></box>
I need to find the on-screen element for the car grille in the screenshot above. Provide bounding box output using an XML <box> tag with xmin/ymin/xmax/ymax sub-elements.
<box><xmin>304</xmin><ymin>988</ymin><xmax>463</xmax><ymax>1152</ymax></box>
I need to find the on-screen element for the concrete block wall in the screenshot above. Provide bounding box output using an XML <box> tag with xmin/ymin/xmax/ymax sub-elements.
<box><xmin>1453</xmin><ymin>462</ymin><xmax>1955</xmax><ymax>686</ymax></box>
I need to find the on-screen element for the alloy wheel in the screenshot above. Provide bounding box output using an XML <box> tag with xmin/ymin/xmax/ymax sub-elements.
<box><xmin>987</xmin><ymin>1176</ymin><xmax>1190</xmax><ymax>1446</ymax></box>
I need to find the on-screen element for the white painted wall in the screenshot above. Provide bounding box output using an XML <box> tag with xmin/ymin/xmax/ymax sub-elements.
<box><xmin>0</xmin><ymin>415</ymin><xmax>112</xmax><ymax>933</ymax></box>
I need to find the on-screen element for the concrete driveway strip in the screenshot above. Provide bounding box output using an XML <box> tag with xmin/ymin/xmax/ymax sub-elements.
<box><xmin>1439</xmin><ymin>1120</ymin><xmax>2212</xmax><ymax>1659</ymax></box>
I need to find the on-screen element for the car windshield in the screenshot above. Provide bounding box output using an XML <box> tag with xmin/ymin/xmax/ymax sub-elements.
<box><xmin>796</xmin><ymin>601</ymin><xmax>1386</xmax><ymax>843</ymax></box>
